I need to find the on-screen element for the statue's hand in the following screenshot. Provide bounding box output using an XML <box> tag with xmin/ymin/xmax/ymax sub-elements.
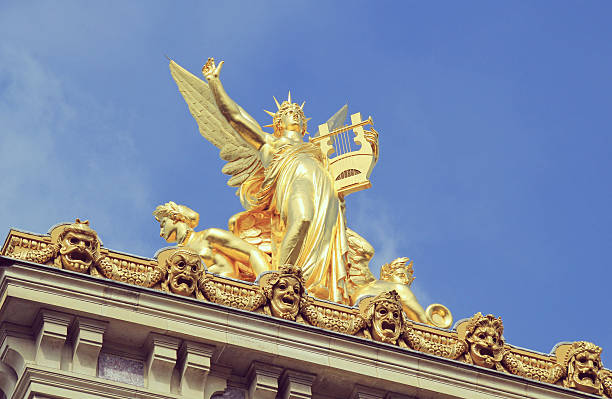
<box><xmin>202</xmin><ymin>57</ymin><xmax>224</xmax><ymax>81</ymax></box>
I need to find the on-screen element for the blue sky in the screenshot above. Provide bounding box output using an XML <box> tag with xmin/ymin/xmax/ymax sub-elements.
<box><xmin>1</xmin><ymin>1</ymin><xmax>611</xmax><ymax>364</ymax></box>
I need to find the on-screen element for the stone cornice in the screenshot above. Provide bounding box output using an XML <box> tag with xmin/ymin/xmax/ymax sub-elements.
<box><xmin>0</xmin><ymin>256</ymin><xmax>605</xmax><ymax>399</ymax></box>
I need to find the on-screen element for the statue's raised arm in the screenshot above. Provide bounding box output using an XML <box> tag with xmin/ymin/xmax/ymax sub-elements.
<box><xmin>169</xmin><ymin>58</ymin><xmax>262</xmax><ymax>191</ymax></box>
<box><xmin>202</xmin><ymin>58</ymin><xmax>268</xmax><ymax>150</ymax></box>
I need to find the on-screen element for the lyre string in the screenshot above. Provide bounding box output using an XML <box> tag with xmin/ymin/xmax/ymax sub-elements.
<box><xmin>333</xmin><ymin>131</ymin><xmax>340</xmax><ymax>157</ymax></box>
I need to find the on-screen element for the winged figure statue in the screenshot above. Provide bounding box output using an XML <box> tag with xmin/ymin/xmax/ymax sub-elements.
<box><xmin>169</xmin><ymin>57</ymin><xmax>364</xmax><ymax>303</ymax></box>
<box><xmin>166</xmin><ymin>57</ymin><xmax>454</xmax><ymax>326</ymax></box>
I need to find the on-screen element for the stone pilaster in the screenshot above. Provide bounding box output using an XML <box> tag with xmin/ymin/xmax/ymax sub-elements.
<box><xmin>247</xmin><ymin>361</ymin><xmax>283</xmax><ymax>399</ymax></box>
<box><xmin>278</xmin><ymin>370</ymin><xmax>316</xmax><ymax>399</ymax></box>
<box><xmin>178</xmin><ymin>340</ymin><xmax>214</xmax><ymax>398</ymax></box>
<box><xmin>145</xmin><ymin>332</ymin><xmax>180</xmax><ymax>393</ymax></box>
<box><xmin>70</xmin><ymin>316</ymin><xmax>108</xmax><ymax>376</ymax></box>
<box><xmin>34</xmin><ymin>310</ymin><xmax>72</xmax><ymax>368</ymax></box>
<box><xmin>350</xmin><ymin>385</ymin><xmax>386</xmax><ymax>399</ymax></box>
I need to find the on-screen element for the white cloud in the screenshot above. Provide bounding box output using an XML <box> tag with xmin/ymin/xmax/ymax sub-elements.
<box><xmin>0</xmin><ymin>44</ymin><xmax>153</xmax><ymax>255</ymax></box>
<box><xmin>347</xmin><ymin>194</ymin><xmax>433</xmax><ymax>306</ymax></box>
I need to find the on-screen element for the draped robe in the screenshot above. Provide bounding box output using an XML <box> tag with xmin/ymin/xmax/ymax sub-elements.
<box><xmin>239</xmin><ymin>141</ymin><xmax>350</xmax><ymax>304</ymax></box>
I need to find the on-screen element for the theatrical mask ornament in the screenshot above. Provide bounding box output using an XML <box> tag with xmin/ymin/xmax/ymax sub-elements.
<box><xmin>465</xmin><ymin>313</ymin><xmax>505</xmax><ymax>368</ymax></box>
<box><xmin>257</xmin><ymin>265</ymin><xmax>306</xmax><ymax>320</ymax></box>
<box><xmin>59</xmin><ymin>227</ymin><xmax>99</xmax><ymax>272</ymax></box>
<box><xmin>358</xmin><ymin>291</ymin><xmax>407</xmax><ymax>345</ymax></box>
<box><xmin>564</xmin><ymin>342</ymin><xmax>605</xmax><ymax>395</ymax></box>
<box><xmin>371</xmin><ymin>301</ymin><xmax>402</xmax><ymax>344</ymax></box>
<box><xmin>165</xmin><ymin>251</ymin><xmax>204</xmax><ymax>297</ymax></box>
<box><xmin>270</xmin><ymin>276</ymin><xmax>301</xmax><ymax>319</ymax></box>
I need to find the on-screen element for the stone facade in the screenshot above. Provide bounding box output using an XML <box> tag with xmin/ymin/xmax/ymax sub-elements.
<box><xmin>0</xmin><ymin>255</ymin><xmax>602</xmax><ymax>399</ymax></box>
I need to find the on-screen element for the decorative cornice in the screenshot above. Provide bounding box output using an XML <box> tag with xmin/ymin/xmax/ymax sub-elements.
<box><xmin>2</xmin><ymin>225</ymin><xmax>611</xmax><ymax>398</ymax></box>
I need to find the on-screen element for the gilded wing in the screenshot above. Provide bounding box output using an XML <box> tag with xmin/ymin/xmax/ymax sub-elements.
<box><xmin>169</xmin><ymin>60</ymin><xmax>261</xmax><ymax>190</ymax></box>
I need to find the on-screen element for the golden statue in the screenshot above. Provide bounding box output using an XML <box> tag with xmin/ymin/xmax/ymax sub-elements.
<box><xmin>153</xmin><ymin>201</ymin><xmax>270</xmax><ymax>280</ymax></box>
<box><xmin>169</xmin><ymin>57</ymin><xmax>378</xmax><ymax>304</ymax></box>
<box><xmin>349</xmin><ymin>256</ymin><xmax>452</xmax><ymax>329</ymax></box>
<box><xmin>168</xmin><ymin>56</ymin><xmax>453</xmax><ymax>323</ymax></box>
<box><xmin>345</xmin><ymin>229</ymin><xmax>452</xmax><ymax>328</ymax></box>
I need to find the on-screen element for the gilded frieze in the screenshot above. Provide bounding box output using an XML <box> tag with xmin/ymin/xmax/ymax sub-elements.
<box><xmin>456</xmin><ymin>313</ymin><xmax>564</xmax><ymax>383</ymax></box>
<box><xmin>2</xmin><ymin>224</ymin><xmax>611</xmax><ymax>397</ymax></box>
<box><xmin>556</xmin><ymin>341</ymin><xmax>612</xmax><ymax>397</ymax></box>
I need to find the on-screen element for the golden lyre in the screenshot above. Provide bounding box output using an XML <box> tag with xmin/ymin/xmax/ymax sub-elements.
<box><xmin>310</xmin><ymin>113</ymin><xmax>378</xmax><ymax>196</ymax></box>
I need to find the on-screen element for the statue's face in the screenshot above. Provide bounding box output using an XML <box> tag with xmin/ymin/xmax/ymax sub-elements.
<box><xmin>390</xmin><ymin>266</ymin><xmax>411</xmax><ymax>285</ymax></box>
<box><xmin>270</xmin><ymin>276</ymin><xmax>301</xmax><ymax>319</ymax></box>
<box><xmin>59</xmin><ymin>231</ymin><xmax>97</xmax><ymax>272</ymax></box>
<box><xmin>371</xmin><ymin>302</ymin><xmax>402</xmax><ymax>344</ymax></box>
<box><xmin>159</xmin><ymin>217</ymin><xmax>182</xmax><ymax>243</ymax></box>
<box><xmin>567</xmin><ymin>350</ymin><xmax>603</xmax><ymax>394</ymax></box>
<box><xmin>279</xmin><ymin>108</ymin><xmax>304</xmax><ymax>135</ymax></box>
<box><xmin>466</xmin><ymin>324</ymin><xmax>504</xmax><ymax>368</ymax></box>
<box><xmin>166</xmin><ymin>251</ymin><xmax>203</xmax><ymax>297</ymax></box>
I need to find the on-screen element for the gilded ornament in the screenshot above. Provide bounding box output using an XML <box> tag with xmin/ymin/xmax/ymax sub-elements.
<box><xmin>357</xmin><ymin>290</ymin><xmax>409</xmax><ymax>347</ymax></box>
<box><xmin>8</xmin><ymin>237</ymin><xmax>60</xmax><ymax>265</ymax></box>
<box><xmin>8</xmin><ymin>219</ymin><xmax>98</xmax><ymax>271</ymax></box>
<box><xmin>5</xmin><ymin>219</ymin><xmax>166</xmax><ymax>287</ymax></box>
<box><xmin>300</xmin><ymin>298</ymin><xmax>366</xmax><ymax>334</ymax></box>
<box><xmin>153</xmin><ymin>201</ymin><xmax>270</xmax><ymax>279</ymax></box>
<box><xmin>402</xmin><ymin>325</ymin><xmax>467</xmax><ymax>360</ymax></box>
<box><xmin>456</xmin><ymin>313</ymin><xmax>564</xmax><ymax>383</ymax></box>
<box><xmin>158</xmin><ymin>248</ymin><xmax>205</xmax><ymax>299</ymax></box>
<box><xmin>255</xmin><ymin>264</ymin><xmax>307</xmax><ymax>322</ymax></box>
<box><xmin>2</xmin><ymin>224</ymin><xmax>611</xmax><ymax>394</ymax></box>
<box><xmin>169</xmin><ymin>58</ymin><xmax>380</xmax><ymax>304</ymax></box>
<box><xmin>556</xmin><ymin>341</ymin><xmax>612</xmax><ymax>396</ymax></box>
<box><xmin>349</xmin><ymin>254</ymin><xmax>453</xmax><ymax>329</ymax></box>
<box><xmin>55</xmin><ymin>219</ymin><xmax>100</xmax><ymax>272</ymax></box>
<box><xmin>459</xmin><ymin>312</ymin><xmax>505</xmax><ymax>369</ymax></box>
<box><xmin>198</xmin><ymin>274</ymin><xmax>266</xmax><ymax>311</ymax></box>
<box><xmin>6</xmin><ymin>55</ymin><xmax>610</xmax><ymax>397</ymax></box>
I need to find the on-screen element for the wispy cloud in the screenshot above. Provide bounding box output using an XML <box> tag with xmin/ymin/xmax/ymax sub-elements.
<box><xmin>0</xmin><ymin>44</ymin><xmax>153</xmax><ymax>254</ymax></box>
<box><xmin>348</xmin><ymin>194</ymin><xmax>433</xmax><ymax>306</ymax></box>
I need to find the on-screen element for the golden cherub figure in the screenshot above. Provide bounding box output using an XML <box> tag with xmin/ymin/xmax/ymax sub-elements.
<box><xmin>349</xmin><ymin>254</ymin><xmax>453</xmax><ymax>329</ymax></box>
<box><xmin>153</xmin><ymin>201</ymin><xmax>270</xmax><ymax>280</ymax></box>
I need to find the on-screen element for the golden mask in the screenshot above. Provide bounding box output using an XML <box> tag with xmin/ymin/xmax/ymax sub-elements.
<box><xmin>464</xmin><ymin>313</ymin><xmax>505</xmax><ymax>368</ymax></box>
<box><xmin>164</xmin><ymin>250</ymin><xmax>204</xmax><ymax>297</ymax></box>
<box><xmin>371</xmin><ymin>301</ymin><xmax>402</xmax><ymax>344</ymax></box>
<box><xmin>259</xmin><ymin>265</ymin><xmax>305</xmax><ymax>320</ymax></box>
<box><xmin>359</xmin><ymin>290</ymin><xmax>405</xmax><ymax>345</ymax></box>
<box><xmin>58</xmin><ymin>222</ymin><xmax>99</xmax><ymax>273</ymax></box>
<box><xmin>269</xmin><ymin>275</ymin><xmax>302</xmax><ymax>319</ymax></box>
<box><xmin>563</xmin><ymin>342</ymin><xmax>604</xmax><ymax>395</ymax></box>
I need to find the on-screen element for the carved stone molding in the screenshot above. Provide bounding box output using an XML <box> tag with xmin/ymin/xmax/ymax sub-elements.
<box><xmin>178</xmin><ymin>340</ymin><xmax>215</xmax><ymax>398</ymax></box>
<box><xmin>278</xmin><ymin>370</ymin><xmax>316</xmax><ymax>399</ymax></box>
<box><xmin>350</xmin><ymin>384</ymin><xmax>386</xmax><ymax>399</ymax></box>
<box><xmin>145</xmin><ymin>333</ymin><xmax>180</xmax><ymax>393</ymax></box>
<box><xmin>247</xmin><ymin>361</ymin><xmax>283</xmax><ymax>399</ymax></box>
<box><xmin>70</xmin><ymin>316</ymin><xmax>108</xmax><ymax>376</ymax></box>
<box><xmin>34</xmin><ymin>309</ymin><xmax>73</xmax><ymax>369</ymax></box>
